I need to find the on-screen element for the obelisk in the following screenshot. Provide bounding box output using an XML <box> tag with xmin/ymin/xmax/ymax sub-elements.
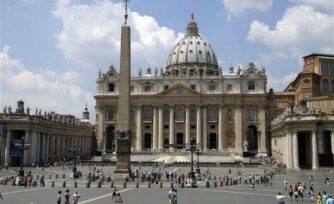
<box><xmin>114</xmin><ymin>0</ymin><xmax>131</xmax><ymax>175</ymax></box>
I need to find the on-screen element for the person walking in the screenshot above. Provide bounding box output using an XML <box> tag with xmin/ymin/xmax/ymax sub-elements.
<box><xmin>173</xmin><ymin>189</ymin><xmax>178</xmax><ymax>204</ymax></box>
<box><xmin>309</xmin><ymin>186</ymin><xmax>315</xmax><ymax>201</ymax></box>
<box><xmin>317</xmin><ymin>192</ymin><xmax>323</xmax><ymax>204</ymax></box>
<box><xmin>168</xmin><ymin>188</ymin><xmax>175</xmax><ymax>204</ymax></box>
<box><xmin>323</xmin><ymin>191</ymin><xmax>328</xmax><ymax>203</ymax></box>
<box><xmin>64</xmin><ymin>189</ymin><xmax>70</xmax><ymax>204</ymax></box>
<box><xmin>57</xmin><ymin>191</ymin><xmax>62</xmax><ymax>204</ymax></box>
<box><xmin>72</xmin><ymin>191</ymin><xmax>80</xmax><ymax>204</ymax></box>
<box><xmin>288</xmin><ymin>185</ymin><xmax>293</xmax><ymax>201</ymax></box>
<box><xmin>326</xmin><ymin>195</ymin><xmax>334</xmax><ymax>204</ymax></box>
<box><xmin>276</xmin><ymin>192</ymin><xmax>286</xmax><ymax>204</ymax></box>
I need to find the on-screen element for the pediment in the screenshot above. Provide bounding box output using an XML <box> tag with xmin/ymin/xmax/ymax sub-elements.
<box><xmin>158</xmin><ymin>83</ymin><xmax>200</xmax><ymax>96</ymax></box>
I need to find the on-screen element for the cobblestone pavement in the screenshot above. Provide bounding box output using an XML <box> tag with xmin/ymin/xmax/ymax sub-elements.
<box><xmin>0</xmin><ymin>165</ymin><xmax>333</xmax><ymax>204</ymax></box>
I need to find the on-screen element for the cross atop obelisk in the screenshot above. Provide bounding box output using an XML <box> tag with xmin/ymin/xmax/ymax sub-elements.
<box><xmin>114</xmin><ymin>0</ymin><xmax>131</xmax><ymax>175</ymax></box>
<box><xmin>124</xmin><ymin>0</ymin><xmax>129</xmax><ymax>24</ymax></box>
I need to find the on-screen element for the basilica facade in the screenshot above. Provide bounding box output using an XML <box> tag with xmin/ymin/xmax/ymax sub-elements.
<box><xmin>95</xmin><ymin>16</ymin><xmax>269</xmax><ymax>156</ymax></box>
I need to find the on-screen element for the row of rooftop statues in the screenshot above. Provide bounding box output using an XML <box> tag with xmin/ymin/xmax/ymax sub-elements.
<box><xmin>2</xmin><ymin>100</ymin><xmax>91</xmax><ymax>127</ymax></box>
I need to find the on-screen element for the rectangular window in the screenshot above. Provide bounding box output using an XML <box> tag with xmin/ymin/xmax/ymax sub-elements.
<box><xmin>144</xmin><ymin>85</ymin><xmax>151</xmax><ymax>92</ymax></box>
<box><xmin>108</xmin><ymin>83</ymin><xmax>115</xmax><ymax>92</ymax></box>
<box><xmin>248</xmin><ymin>109</ymin><xmax>256</xmax><ymax>121</ymax></box>
<box><xmin>130</xmin><ymin>86</ymin><xmax>134</xmax><ymax>92</ymax></box>
<box><xmin>191</xmin><ymin>125</ymin><xmax>196</xmax><ymax>129</ymax></box>
<box><xmin>248</xmin><ymin>81</ymin><xmax>255</xmax><ymax>90</ymax></box>
<box><xmin>164</xmin><ymin>85</ymin><xmax>169</xmax><ymax>90</ymax></box>
<box><xmin>209</xmin><ymin>84</ymin><xmax>216</xmax><ymax>91</ymax></box>
<box><xmin>190</xmin><ymin>84</ymin><xmax>196</xmax><ymax>90</ymax></box>
<box><xmin>227</xmin><ymin>84</ymin><xmax>232</xmax><ymax>91</ymax></box>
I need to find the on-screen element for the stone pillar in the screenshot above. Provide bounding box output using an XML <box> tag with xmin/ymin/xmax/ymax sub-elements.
<box><xmin>285</xmin><ymin>130</ymin><xmax>293</xmax><ymax>169</ymax></box>
<box><xmin>185</xmin><ymin>105</ymin><xmax>190</xmax><ymax>144</ymax></box>
<box><xmin>234</xmin><ymin>105</ymin><xmax>243</xmax><ymax>153</ymax></box>
<box><xmin>312</xmin><ymin>130</ymin><xmax>319</xmax><ymax>169</ymax></box>
<box><xmin>36</xmin><ymin>132</ymin><xmax>41</xmax><ymax>162</ymax></box>
<box><xmin>136</xmin><ymin>105</ymin><xmax>142</xmax><ymax>150</ymax></box>
<box><xmin>23</xmin><ymin>130</ymin><xmax>29</xmax><ymax>165</ymax></box>
<box><xmin>258</xmin><ymin>104</ymin><xmax>267</xmax><ymax>155</ymax></box>
<box><xmin>158</xmin><ymin>105</ymin><xmax>164</xmax><ymax>150</ymax></box>
<box><xmin>292</xmin><ymin>131</ymin><xmax>299</xmax><ymax>169</ymax></box>
<box><xmin>169</xmin><ymin>105</ymin><xmax>174</xmax><ymax>151</ymax></box>
<box><xmin>45</xmin><ymin>134</ymin><xmax>49</xmax><ymax>162</ymax></box>
<box><xmin>202</xmin><ymin>105</ymin><xmax>207</xmax><ymax>150</ymax></box>
<box><xmin>31</xmin><ymin>131</ymin><xmax>38</xmax><ymax>164</ymax></box>
<box><xmin>153</xmin><ymin>106</ymin><xmax>158</xmax><ymax>150</ymax></box>
<box><xmin>196</xmin><ymin>105</ymin><xmax>202</xmax><ymax>148</ymax></box>
<box><xmin>331</xmin><ymin>130</ymin><xmax>334</xmax><ymax>155</ymax></box>
<box><xmin>4</xmin><ymin>130</ymin><xmax>11</xmax><ymax>166</ymax></box>
<box><xmin>218</xmin><ymin>104</ymin><xmax>223</xmax><ymax>151</ymax></box>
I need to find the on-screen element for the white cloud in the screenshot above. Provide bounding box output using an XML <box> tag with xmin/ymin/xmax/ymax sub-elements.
<box><xmin>247</xmin><ymin>5</ymin><xmax>334</xmax><ymax>57</ymax></box>
<box><xmin>0</xmin><ymin>45</ymin><xmax>94</xmax><ymax>119</ymax></box>
<box><xmin>290</xmin><ymin>0</ymin><xmax>334</xmax><ymax>11</ymax></box>
<box><xmin>53</xmin><ymin>0</ymin><xmax>178</xmax><ymax>75</ymax></box>
<box><xmin>267</xmin><ymin>72</ymin><xmax>298</xmax><ymax>91</ymax></box>
<box><xmin>257</xmin><ymin>52</ymin><xmax>288</xmax><ymax>65</ymax></box>
<box><xmin>223</xmin><ymin>0</ymin><xmax>273</xmax><ymax>19</ymax></box>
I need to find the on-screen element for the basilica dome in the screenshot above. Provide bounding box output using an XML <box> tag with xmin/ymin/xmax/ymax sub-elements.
<box><xmin>166</xmin><ymin>14</ymin><xmax>219</xmax><ymax>76</ymax></box>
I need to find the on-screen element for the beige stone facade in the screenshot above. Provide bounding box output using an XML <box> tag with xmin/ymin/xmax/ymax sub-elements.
<box><xmin>95</xmin><ymin>16</ymin><xmax>269</xmax><ymax>156</ymax></box>
<box><xmin>270</xmin><ymin>53</ymin><xmax>334</xmax><ymax>169</ymax></box>
<box><xmin>0</xmin><ymin>100</ymin><xmax>94</xmax><ymax>166</ymax></box>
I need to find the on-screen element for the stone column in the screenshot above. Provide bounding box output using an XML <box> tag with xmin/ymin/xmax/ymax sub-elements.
<box><xmin>136</xmin><ymin>105</ymin><xmax>142</xmax><ymax>150</ymax></box>
<box><xmin>218</xmin><ymin>104</ymin><xmax>223</xmax><ymax>151</ymax></box>
<box><xmin>158</xmin><ymin>105</ymin><xmax>164</xmax><ymax>150</ymax></box>
<box><xmin>258</xmin><ymin>104</ymin><xmax>267</xmax><ymax>155</ymax></box>
<box><xmin>202</xmin><ymin>105</ymin><xmax>207</xmax><ymax>150</ymax></box>
<box><xmin>45</xmin><ymin>134</ymin><xmax>49</xmax><ymax>162</ymax></box>
<box><xmin>23</xmin><ymin>130</ymin><xmax>29</xmax><ymax>165</ymax></box>
<box><xmin>169</xmin><ymin>105</ymin><xmax>175</xmax><ymax>151</ymax></box>
<box><xmin>285</xmin><ymin>130</ymin><xmax>293</xmax><ymax>169</ymax></box>
<box><xmin>234</xmin><ymin>104</ymin><xmax>243</xmax><ymax>153</ymax></box>
<box><xmin>331</xmin><ymin>130</ymin><xmax>334</xmax><ymax>155</ymax></box>
<box><xmin>4</xmin><ymin>130</ymin><xmax>11</xmax><ymax>166</ymax></box>
<box><xmin>36</xmin><ymin>132</ymin><xmax>41</xmax><ymax>162</ymax></box>
<box><xmin>196</xmin><ymin>105</ymin><xmax>202</xmax><ymax>148</ymax></box>
<box><xmin>153</xmin><ymin>106</ymin><xmax>158</xmax><ymax>150</ymax></box>
<box><xmin>312</xmin><ymin>130</ymin><xmax>319</xmax><ymax>169</ymax></box>
<box><xmin>185</xmin><ymin>105</ymin><xmax>190</xmax><ymax>144</ymax></box>
<box><xmin>30</xmin><ymin>131</ymin><xmax>38</xmax><ymax>164</ymax></box>
<box><xmin>292</xmin><ymin>130</ymin><xmax>299</xmax><ymax>169</ymax></box>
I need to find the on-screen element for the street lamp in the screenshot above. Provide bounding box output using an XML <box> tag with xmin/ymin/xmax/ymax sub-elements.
<box><xmin>69</xmin><ymin>144</ymin><xmax>81</xmax><ymax>180</ymax></box>
<box><xmin>14</xmin><ymin>136</ymin><xmax>31</xmax><ymax>177</ymax></box>
<box><xmin>195</xmin><ymin>144</ymin><xmax>201</xmax><ymax>180</ymax></box>
<box><xmin>185</xmin><ymin>137</ymin><xmax>198</xmax><ymax>188</ymax></box>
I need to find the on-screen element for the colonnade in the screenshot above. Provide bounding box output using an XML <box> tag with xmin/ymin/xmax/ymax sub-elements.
<box><xmin>134</xmin><ymin>104</ymin><xmax>266</xmax><ymax>153</ymax></box>
<box><xmin>3</xmin><ymin>129</ymin><xmax>92</xmax><ymax>166</ymax></box>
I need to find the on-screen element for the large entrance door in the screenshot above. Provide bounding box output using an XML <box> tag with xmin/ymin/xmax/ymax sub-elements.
<box><xmin>176</xmin><ymin>133</ymin><xmax>184</xmax><ymax>149</ymax></box>
<box><xmin>247</xmin><ymin>125</ymin><xmax>258</xmax><ymax>153</ymax></box>
<box><xmin>106</xmin><ymin>126</ymin><xmax>115</xmax><ymax>153</ymax></box>
<box><xmin>319</xmin><ymin>131</ymin><xmax>334</xmax><ymax>167</ymax></box>
<box><xmin>144</xmin><ymin>133</ymin><xmax>152</xmax><ymax>150</ymax></box>
<box><xmin>298</xmin><ymin>132</ymin><xmax>311</xmax><ymax>169</ymax></box>
<box><xmin>208</xmin><ymin>133</ymin><xmax>217</xmax><ymax>149</ymax></box>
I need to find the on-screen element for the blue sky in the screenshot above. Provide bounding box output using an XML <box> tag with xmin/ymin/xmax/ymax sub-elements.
<box><xmin>1</xmin><ymin>0</ymin><xmax>333</xmax><ymax>120</ymax></box>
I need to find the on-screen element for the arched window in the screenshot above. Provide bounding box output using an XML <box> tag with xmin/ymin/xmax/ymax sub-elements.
<box><xmin>248</xmin><ymin>81</ymin><xmax>255</xmax><ymax>90</ymax></box>
<box><xmin>227</xmin><ymin>109</ymin><xmax>233</xmax><ymax>121</ymax></box>
<box><xmin>323</xmin><ymin>79</ymin><xmax>329</xmax><ymax>93</ymax></box>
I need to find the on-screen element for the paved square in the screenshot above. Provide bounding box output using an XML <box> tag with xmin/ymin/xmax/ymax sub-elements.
<box><xmin>0</xmin><ymin>165</ymin><xmax>333</xmax><ymax>204</ymax></box>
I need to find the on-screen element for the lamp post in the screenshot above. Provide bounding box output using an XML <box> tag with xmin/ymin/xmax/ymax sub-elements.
<box><xmin>14</xmin><ymin>136</ymin><xmax>30</xmax><ymax>177</ymax></box>
<box><xmin>195</xmin><ymin>144</ymin><xmax>201</xmax><ymax>180</ymax></box>
<box><xmin>185</xmin><ymin>137</ymin><xmax>198</xmax><ymax>188</ymax></box>
<box><xmin>69</xmin><ymin>144</ymin><xmax>81</xmax><ymax>180</ymax></box>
